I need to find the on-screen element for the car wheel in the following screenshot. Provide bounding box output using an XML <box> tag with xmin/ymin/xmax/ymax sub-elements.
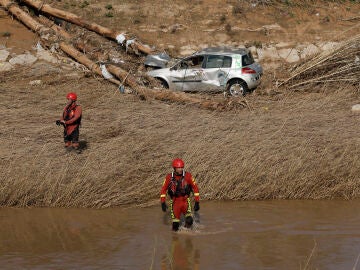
<box><xmin>227</xmin><ymin>80</ymin><xmax>248</xmax><ymax>97</ymax></box>
<box><xmin>158</xmin><ymin>79</ymin><xmax>169</xmax><ymax>89</ymax></box>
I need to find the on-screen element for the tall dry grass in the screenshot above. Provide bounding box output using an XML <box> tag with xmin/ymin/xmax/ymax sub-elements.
<box><xmin>280</xmin><ymin>34</ymin><xmax>360</xmax><ymax>90</ymax></box>
<box><xmin>0</xmin><ymin>64</ymin><xmax>359</xmax><ymax>208</ymax></box>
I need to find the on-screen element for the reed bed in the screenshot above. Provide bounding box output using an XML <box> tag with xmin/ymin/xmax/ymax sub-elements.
<box><xmin>280</xmin><ymin>34</ymin><xmax>360</xmax><ymax>90</ymax></box>
<box><xmin>0</xmin><ymin>64</ymin><xmax>359</xmax><ymax>208</ymax></box>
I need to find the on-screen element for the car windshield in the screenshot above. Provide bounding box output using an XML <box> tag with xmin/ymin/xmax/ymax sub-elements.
<box><xmin>242</xmin><ymin>52</ymin><xmax>255</xmax><ymax>66</ymax></box>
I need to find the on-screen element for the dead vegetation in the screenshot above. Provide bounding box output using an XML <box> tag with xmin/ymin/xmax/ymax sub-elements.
<box><xmin>0</xmin><ymin>65</ymin><xmax>359</xmax><ymax>208</ymax></box>
<box><xmin>0</xmin><ymin>0</ymin><xmax>360</xmax><ymax>208</ymax></box>
<box><xmin>280</xmin><ymin>34</ymin><xmax>360</xmax><ymax>90</ymax></box>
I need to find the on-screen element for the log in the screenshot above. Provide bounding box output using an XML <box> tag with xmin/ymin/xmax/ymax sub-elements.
<box><xmin>33</xmin><ymin>15</ymin><xmax>198</xmax><ymax>102</ymax></box>
<box><xmin>37</xmin><ymin>15</ymin><xmax>71</xmax><ymax>40</ymax></box>
<box><xmin>0</xmin><ymin>0</ymin><xmax>121</xmax><ymax>85</ymax></box>
<box><xmin>0</xmin><ymin>0</ymin><xmax>49</xmax><ymax>35</ymax></box>
<box><xmin>58</xmin><ymin>43</ymin><xmax>121</xmax><ymax>86</ymax></box>
<box><xmin>19</xmin><ymin>0</ymin><xmax>153</xmax><ymax>55</ymax></box>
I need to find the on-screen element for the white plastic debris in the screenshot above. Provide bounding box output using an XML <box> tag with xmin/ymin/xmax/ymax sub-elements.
<box><xmin>35</xmin><ymin>41</ymin><xmax>44</xmax><ymax>52</ymax></box>
<box><xmin>126</xmin><ymin>39</ymin><xmax>135</xmax><ymax>52</ymax></box>
<box><xmin>351</xmin><ymin>104</ymin><xmax>360</xmax><ymax>112</ymax></box>
<box><xmin>110</xmin><ymin>57</ymin><xmax>125</xmax><ymax>64</ymax></box>
<box><xmin>100</xmin><ymin>64</ymin><xmax>114</xmax><ymax>79</ymax></box>
<box><xmin>116</xmin><ymin>34</ymin><xmax>126</xmax><ymax>44</ymax></box>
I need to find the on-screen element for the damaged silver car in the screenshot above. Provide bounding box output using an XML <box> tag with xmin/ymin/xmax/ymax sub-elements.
<box><xmin>145</xmin><ymin>47</ymin><xmax>263</xmax><ymax>96</ymax></box>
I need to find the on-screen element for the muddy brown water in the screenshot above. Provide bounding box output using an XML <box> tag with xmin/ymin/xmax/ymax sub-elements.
<box><xmin>1</xmin><ymin>200</ymin><xmax>359</xmax><ymax>270</ymax></box>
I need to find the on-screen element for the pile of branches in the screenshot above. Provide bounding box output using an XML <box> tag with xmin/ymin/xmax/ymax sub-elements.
<box><xmin>0</xmin><ymin>0</ymin><xmax>250</xmax><ymax>111</ymax></box>
<box><xmin>279</xmin><ymin>34</ymin><xmax>360</xmax><ymax>90</ymax></box>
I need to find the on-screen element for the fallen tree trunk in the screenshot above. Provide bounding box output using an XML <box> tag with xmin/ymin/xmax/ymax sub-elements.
<box><xmin>0</xmin><ymin>0</ymin><xmax>49</xmax><ymax>35</ymax></box>
<box><xmin>58</xmin><ymin>43</ymin><xmax>121</xmax><ymax>85</ymax></box>
<box><xmin>37</xmin><ymin>15</ymin><xmax>71</xmax><ymax>40</ymax></box>
<box><xmin>37</xmin><ymin>15</ymin><xmax>141</xmax><ymax>89</ymax></box>
<box><xmin>19</xmin><ymin>0</ymin><xmax>153</xmax><ymax>55</ymax></box>
<box><xmin>0</xmin><ymin>0</ymin><xmax>121</xmax><ymax>85</ymax></box>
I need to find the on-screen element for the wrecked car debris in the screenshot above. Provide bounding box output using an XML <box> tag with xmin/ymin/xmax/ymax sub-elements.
<box><xmin>146</xmin><ymin>47</ymin><xmax>263</xmax><ymax>96</ymax></box>
<box><xmin>144</xmin><ymin>52</ymin><xmax>171</xmax><ymax>69</ymax></box>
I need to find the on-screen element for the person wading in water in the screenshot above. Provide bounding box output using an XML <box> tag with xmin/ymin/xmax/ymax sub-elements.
<box><xmin>160</xmin><ymin>158</ymin><xmax>200</xmax><ymax>231</ymax></box>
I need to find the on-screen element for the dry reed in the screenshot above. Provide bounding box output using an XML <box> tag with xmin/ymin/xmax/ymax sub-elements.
<box><xmin>0</xmin><ymin>64</ymin><xmax>359</xmax><ymax>208</ymax></box>
<box><xmin>280</xmin><ymin>34</ymin><xmax>360</xmax><ymax>90</ymax></box>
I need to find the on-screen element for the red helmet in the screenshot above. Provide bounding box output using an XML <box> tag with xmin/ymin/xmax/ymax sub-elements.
<box><xmin>172</xmin><ymin>158</ymin><xmax>184</xmax><ymax>168</ymax></box>
<box><xmin>66</xmin><ymin>92</ymin><xmax>77</xmax><ymax>101</ymax></box>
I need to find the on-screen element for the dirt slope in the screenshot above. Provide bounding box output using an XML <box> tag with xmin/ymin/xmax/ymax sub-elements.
<box><xmin>2</xmin><ymin>0</ymin><xmax>360</xmax><ymax>55</ymax></box>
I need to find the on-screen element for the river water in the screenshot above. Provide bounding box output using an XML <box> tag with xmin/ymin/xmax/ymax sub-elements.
<box><xmin>1</xmin><ymin>200</ymin><xmax>359</xmax><ymax>270</ymax></box>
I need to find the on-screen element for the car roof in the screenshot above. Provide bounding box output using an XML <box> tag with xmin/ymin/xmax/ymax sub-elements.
<box><xmin>194</xmin><ymin>46</ymin><xmax>249</xmax><ymax>56</ymax></box>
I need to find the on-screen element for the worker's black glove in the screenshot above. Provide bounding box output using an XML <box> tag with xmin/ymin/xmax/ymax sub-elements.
<box><xmin>194</xmin><ymin>201</ymin><xmax>200</xmax><ymax>212</ymax></box>
<box><xmin>56</xmin><ymin>120</ymin><xmax>65</xmax><ymax>126</ymax></box>
<box><xmin>161</xmin><ymin>202</ymin><xmax>167</xmax><ymax>212</ymax></box>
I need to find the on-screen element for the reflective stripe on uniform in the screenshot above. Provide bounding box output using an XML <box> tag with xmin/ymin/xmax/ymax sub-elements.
<box><xmin>186</xmin><ymin>197</ymin><xmax>192</xmax><ymax>213</ymax></box>
<box><xmin>194</xmin><ymin>193</ymin><xmax>200</xmax><ymax>196</ymax></box>
<box><xmin>160</xmin><ymin>194</ymin><xmax>166</xmax><ymax>198</ymax></box>
<box><xmin>170</xmin><ymin>200</ymin><xmax>175</xmax><ymax>219</ymax></box>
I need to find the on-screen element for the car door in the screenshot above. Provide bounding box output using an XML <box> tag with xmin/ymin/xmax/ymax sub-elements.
<box><xmin>168</xmin><ymin>61</ymin><xmax>188</xmax><ymax>91</ymax></box>
<box><xmin>181</xmin><ymin>55</ymin><xmax>205</xmax><ymax>91</ymax></box>
<box><xmin>200</xmin><ymin>55</ymin><xmax>232</xmax><ymax>92</ymax></box>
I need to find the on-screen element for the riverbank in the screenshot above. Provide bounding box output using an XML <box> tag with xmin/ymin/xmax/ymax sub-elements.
<box><xmin>0</xmin><ymin>64</ymin><xmax>359</xmax><ymax>207</ymax></box>
<box><xmin>0</xmin><ymin>0</ymin><xmax>359</xmax><ymax>207</ymax></box>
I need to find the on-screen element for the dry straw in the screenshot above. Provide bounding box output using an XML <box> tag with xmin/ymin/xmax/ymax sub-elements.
<box><xmin>280</xmin><ymin>34</ymin><xmax>360</xmax><ymax>90</ymax></box>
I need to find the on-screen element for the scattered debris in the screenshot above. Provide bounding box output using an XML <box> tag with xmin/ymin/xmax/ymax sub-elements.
<box><xmin>29</xmin><ymin>79</ymin><xmax>41</xmax><ymax>86</ymax></box>
<box><xmin>352</xmin><ymin>104</ymin><xmax>360</xmax><ymax>112</ymax></box>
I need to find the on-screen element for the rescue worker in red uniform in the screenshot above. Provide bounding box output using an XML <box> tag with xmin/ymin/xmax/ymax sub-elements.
<box><xmin>160</xmin><ymin>158</ymin><xmax>200</xmax><ymax>231</ymax></box>
<box><xmin>57</xmin><ymin>92</ymin><xmax>82</xmax><ymax>150</ymax></box>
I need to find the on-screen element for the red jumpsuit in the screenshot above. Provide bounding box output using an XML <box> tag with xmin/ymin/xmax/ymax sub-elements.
<box><xmin>61</xmin><ymin>103</ymin><xmax>82</xmax><ymax>144</ymax></box>
<box><xmin>160</xmin><ymin>171</ymin><xmax>200</xmax><ymax>224</ymax></box>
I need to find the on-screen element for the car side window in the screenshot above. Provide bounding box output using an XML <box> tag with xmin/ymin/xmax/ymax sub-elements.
<box><xmin>205</xmin><ymin>55</ymin><xmax>232</xmax><ymax>68</ymax></box>
<box><xmin>223</xmin><ymin>56</ymin><xmax>232</xmax><ymax>68</ymax></box>
<box><xmin>177</xmin><ymin>56</ymin><xmax>204</xmax><ymax>69</ymax></box>
<box><xmin>242</xmin><ymin>52</ymin><xmax>255</xmax><ymax>66</ymax></box>
<box><xmin>188</xmin><ymin>56</ymin><xmax>204</xmax><ymax>68</ymax></box>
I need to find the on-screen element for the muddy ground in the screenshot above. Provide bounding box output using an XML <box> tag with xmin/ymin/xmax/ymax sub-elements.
<box><xmin>0</xmin><ymin>0</ymin><xmax>359</xmax><ymax>207</ymax></box>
